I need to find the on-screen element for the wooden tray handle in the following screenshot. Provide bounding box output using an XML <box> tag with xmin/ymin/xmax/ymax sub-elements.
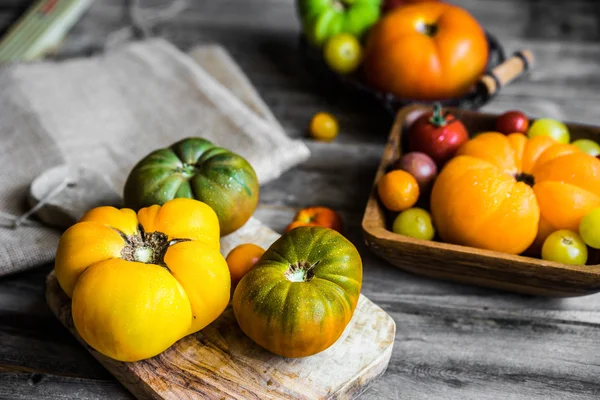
<box><xmin>478</xmin><ymin>50</ymin><xmax>534</xmax><ymax>97</ymax></box>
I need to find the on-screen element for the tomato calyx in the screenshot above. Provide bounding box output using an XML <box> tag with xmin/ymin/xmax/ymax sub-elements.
<box><xmin>561</xmin><ymin>236</ymin><xmax>574</xmax><ymax>246</ymax></box>
<box><xmin>175</xmin><ymin>163</ymin><xmax>198</xmax><ymax>178</ymax></box>
<box><xmin>515</xmin><ymin>172</ymin><xmax>535</xmax><ymax>187</ymax></box>
<box><xmin>418</xmin><ymin>22</ymin><xmax>438</xmax><ymax>37</ymax></box>
<box><xmin>285</xmin><ymin>260</ymin><xmax>320</xmax><ymax>282</ymax></box>
<box><xmin>119</xmin><ymin>225</ymin><xmax>188</xmax><ymax>268</ymax></box>
<box><xmin>428</xmin><ymin>103</ymin><xmax>448</xmax><ymax>127</ymax></box>
<box><xmin>298</xmin><ymin>212</ymin><xmax>316</xmax><ymax>224</ymax></box>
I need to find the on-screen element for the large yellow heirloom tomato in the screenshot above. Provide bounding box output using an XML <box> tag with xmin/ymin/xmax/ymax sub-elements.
<box><xmin>54</xmin><ymin>198</ymin><xmax>231</xmax><ymax>362</ymax></box>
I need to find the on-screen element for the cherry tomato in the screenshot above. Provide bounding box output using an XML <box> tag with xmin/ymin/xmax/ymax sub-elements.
<box><xmin>541</xmin><ymin>230</ymin><xmax>588</xmax><ymax>265</ymax></box>
<box><xmin>572</xmin><ymin>139</ymin><xmax>600</xmax><ymax>157</ymax></box>
<box><xmin>495</xmin><ymin>110</ymin><xmax>529</xmax><ymax>135</ymax></box>
<box><xmin>579</xmin><ymin>208</ymin><xmax>600</xmax><ymax>249</ymax></box>
<box><xmin>323</xmin><ymin>33</ymin><xmax>363</xmax><ymax>75</ymax></box>
<box><xmin>527</xmin><ymin>118</ymin><xmax>570</xmax><ymax>144</ymax></box>
<box><xmin>309</xmin><ymin>112</ymin><xmax>339</xmax><ymax>141</ymax></box>
<box><xmin>392</xmin><ymin>152</ymin><xmax>437</xmax><ymax>193</ymax></box>
<box><xmin>408</xmin><ymin>103</ymin><xmax>469</xmax><ymax>167</ymax></box>
<box><xmin>392</xmin><ymin>207</ymin><xmax>435</xmax><ymax>240</ymax></box>
<box><xmin>378</xmin><ymin>170</ymin><xmax>420</xmax><ymax>212</ymax></box>
<box><xmin>226</xmin><ymin>244</ymin><xmax>265</xmax><ymax>286</ymax></box>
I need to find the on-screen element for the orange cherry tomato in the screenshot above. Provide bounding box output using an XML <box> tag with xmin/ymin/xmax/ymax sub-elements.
<box><xmin>377</xmin><ymin>170</ymin><xmax>420</xmax><ymax>212</ymax></box>
<box><xmin>309</xmin><ymin>112</ymin><xmax>339</xmax><ymax>141</ymax></box>
<box><xmin>226</xmin><ymin>244</ymin><xmax>265</xmax><ymax>286</ymax></box>
<box><xmin>285</xmin><ymin>206</ymin><xmax>343</xmax><ymax>233</ymax></box>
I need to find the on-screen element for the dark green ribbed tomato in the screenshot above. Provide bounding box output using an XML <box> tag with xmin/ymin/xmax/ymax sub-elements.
<box><xmin>233</xmin><ymin>226</ymin><xmax>362</xmax><ymax>358</ymax></box>
<box><xmin>123</xmin><ymin>138</ymin><xmax>259</xmax><ymax>236</ymax></box>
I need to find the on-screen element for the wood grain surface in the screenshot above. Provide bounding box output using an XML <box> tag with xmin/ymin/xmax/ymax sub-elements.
<box><xmin>46</xmin><ymin>271</ymin><xmax>395</xmax><ymax>400</ymax></box>
<box><xmin>3</xmin><ymin>0</ymin><xmax>600</xmax><ymax>399</ymax></box>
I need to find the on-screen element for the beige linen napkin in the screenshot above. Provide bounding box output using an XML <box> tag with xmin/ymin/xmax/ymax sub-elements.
<box><xmin>0</xmin><ymin>38</ymin><xmax>309</xmax><ymax>277</ymax></box>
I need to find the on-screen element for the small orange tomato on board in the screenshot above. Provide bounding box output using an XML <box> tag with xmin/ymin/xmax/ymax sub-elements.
<box><xmin>309</xmin><ymin>112</ymin><xmax>339</xmax><ymax>141</ymax></box>
<box><xmin>285</xmin><ymin>206</ymin><xmax>343</xmax><ymax>233</ymax></box>
<box><xmin>377</xmin><ymin>170</ymin><xmax>420</xmax><ymax>212</ymax></box>
<box><xmin>226</xmin><ymin>244</ymin><xmax>265</xmax><ymax>286</ymax></box>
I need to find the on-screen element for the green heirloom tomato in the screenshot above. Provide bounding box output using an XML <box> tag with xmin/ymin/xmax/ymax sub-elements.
<box><xmin>233</xmin><ymin>226</ymin><xmax>362</xmax><ymax>358</ymax></box>
<box><xmin>297</xmin><ymin>0</ymin><xmax>381</xmax><ymax>47</ymax></box>
<box><xmin>123</xmin><ymin>138</ymin><xmax>259</xmax><ymax>236</ymax></box>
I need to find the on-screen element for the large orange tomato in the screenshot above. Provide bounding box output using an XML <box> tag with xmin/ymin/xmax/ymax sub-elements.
<box><xmin>430</xmin><ymin>133</ymin><xmax>600</xmax><ymax>255</ymax></box>
<box><xmin>364</xmin><ymin>2</ymin><xmax>488</xmax><ymax>100</ymax></box>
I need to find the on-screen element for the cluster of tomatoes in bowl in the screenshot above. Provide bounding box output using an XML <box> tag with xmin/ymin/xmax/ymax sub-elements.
<box><xmin>377</xmin><ymin>106</ymin><xmax>600</xmax><ymax>266</ymax></box>
<box><xmin>297</xmin><ymin>0</ymin><xmax>490</xmax><ymax>102</ymax></box>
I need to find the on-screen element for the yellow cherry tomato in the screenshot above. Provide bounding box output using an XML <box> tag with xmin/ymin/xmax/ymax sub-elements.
<box><xmin>324</xmin><ymin>33</ymin><xmax>363</xmax><ymax>75</ymax></box>
<box><xmin>309</xmin><ymin>112</ymin><xmax>339</xmax><ymax>141</ymax></box>
<box><xmin>55</xmin><ymin>198</ymin><xmax>230</xmax><ymax>362</ymax></box>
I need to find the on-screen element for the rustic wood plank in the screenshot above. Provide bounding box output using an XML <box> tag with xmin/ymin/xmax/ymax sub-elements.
<box><xmin>0</xmin><ymin>371</ymin><xmax>131</xmax><ymax>400</ymax></box>
<box><xmin>46</xmin><ymin>270</ymin><xmax>396</xmax><ymax>400</ymax></box>
<box><xmin>361</xmin><ymin>308</ymin><xmax>600</xmax><ymax>400</ymax></box>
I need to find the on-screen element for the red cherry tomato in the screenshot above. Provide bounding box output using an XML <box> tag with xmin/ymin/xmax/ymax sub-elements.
<box><xmin>495</xmin><ymin>110</ymin><xmax>529</xmax><ymax>135</ymax></box>
<box><xmin>408</xmin><ymin>104</ymin><xmax>469</xmax><ymax>167</ymax></box>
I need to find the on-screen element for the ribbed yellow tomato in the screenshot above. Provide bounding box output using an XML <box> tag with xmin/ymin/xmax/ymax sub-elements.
<box><xmin>55</xmin><ymin>198</ymin><xmax>230</xmax><ymax>362</ymax></box>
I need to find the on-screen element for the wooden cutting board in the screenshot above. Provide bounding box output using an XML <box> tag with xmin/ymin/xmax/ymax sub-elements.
<box><xmin>46</xmin><ymin>219</ymin><xmax>396</xmax><ymax>400</ymax></box>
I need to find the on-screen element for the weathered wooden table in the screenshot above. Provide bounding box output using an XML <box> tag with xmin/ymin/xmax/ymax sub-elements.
<box><xmin>2</xmin><ymin>1</ymin><xmax>600</xmax><ymax>399</ymax></box>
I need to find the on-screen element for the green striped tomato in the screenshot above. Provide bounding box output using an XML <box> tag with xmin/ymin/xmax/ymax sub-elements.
<box><xmin>123</xmin><ymin>138</ymin><xmax>259</xmax><ymax>236</ymax></box>
<box><xmin>233</xmin><ymin>226</ymin><xmax>362</xmax><ymax>358</ymax></box>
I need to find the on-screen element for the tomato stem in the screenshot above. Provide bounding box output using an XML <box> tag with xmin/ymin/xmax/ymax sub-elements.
<box><xmin>134</xmin><ymin>247</ymin><xmax>153</xmax><ymax>263</ymax></box>
<box><xmin>121</xmin><ymin>228</ymin><xmax>170</xmax><ymax>268</ymax></box>
<box><xmin>515</xmin><ymin>172</ymin><xmax>535</xmax><ymax>187</ymax></box>
<box><xmin>176</xmin><ymin>163</ymin><xmax>198</xmax><ymax>178</ymax></box>
<box><xmin>285</xmin><ymin>260</ymin><xmax>319</xmax><ymax>282</ymax></box>
<box><xmin>429</xmin><ymin>103</ymin><xmax>447</xmax><ymax>127</ymax></box>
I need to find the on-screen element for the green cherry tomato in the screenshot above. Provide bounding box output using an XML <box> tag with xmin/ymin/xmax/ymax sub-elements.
<box><xmin>527</xmin><ymin>118</ymin><xmax>570</xmax><ymax>144</ymax></box>
<box><xmin>392</xmin><ymin>207</ymin><xmax>435</xmax><ymax>240</ymax></box>
<box><xmin>572</xmin><ymin>139</ymin><xmax>600</xmax><ymax>157</ymax></box>
<box><xmin>579</xmin><ymin>208</ymin><xmax>600</xmax><ymax>249</ymax></box>
<box><xmin>323</xmin><ymin>33</ymin><xmax>363</xmax><ymax>74</ymax></box>
<box><xmin>541</xmin><ymin>230</ymin><xmax>588</xmax><ymax>265</ymax></box>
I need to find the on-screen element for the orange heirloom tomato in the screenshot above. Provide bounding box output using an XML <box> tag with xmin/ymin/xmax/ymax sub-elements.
<box><xmin>54</xmin><ymin>198</ymin><xmax>230</xmax><ymax>362</ymax></box>
<box><xmin>364</xmin><ymin>2</ymin><xmax>488</xmax><ymax>100</ymax></box>
<box><xmin>430</xmin><ymin>133</ymin><xmax>600</xmax><ymax>255</ymax></box>
<box><xmin>226</xmin><ymin>243</ymin><xmax>265</xmax><ymax>286</ymax></box>
<box><xmin>285</xmin><ymin>206</ymin><xmax>343</xmax><ymax>232</ymax></box>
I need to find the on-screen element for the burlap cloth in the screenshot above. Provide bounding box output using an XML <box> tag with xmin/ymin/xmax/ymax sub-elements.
<box><xmin>0</xmin><ymin>38</ymin><xmax>310</xmax><ymax>277</ymax></box>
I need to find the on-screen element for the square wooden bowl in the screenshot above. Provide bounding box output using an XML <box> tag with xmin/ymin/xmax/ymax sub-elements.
<box><xmin>362</xmin><ymin>105</ymin><xmax>600</xmax><ymax>297</ymax></box>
